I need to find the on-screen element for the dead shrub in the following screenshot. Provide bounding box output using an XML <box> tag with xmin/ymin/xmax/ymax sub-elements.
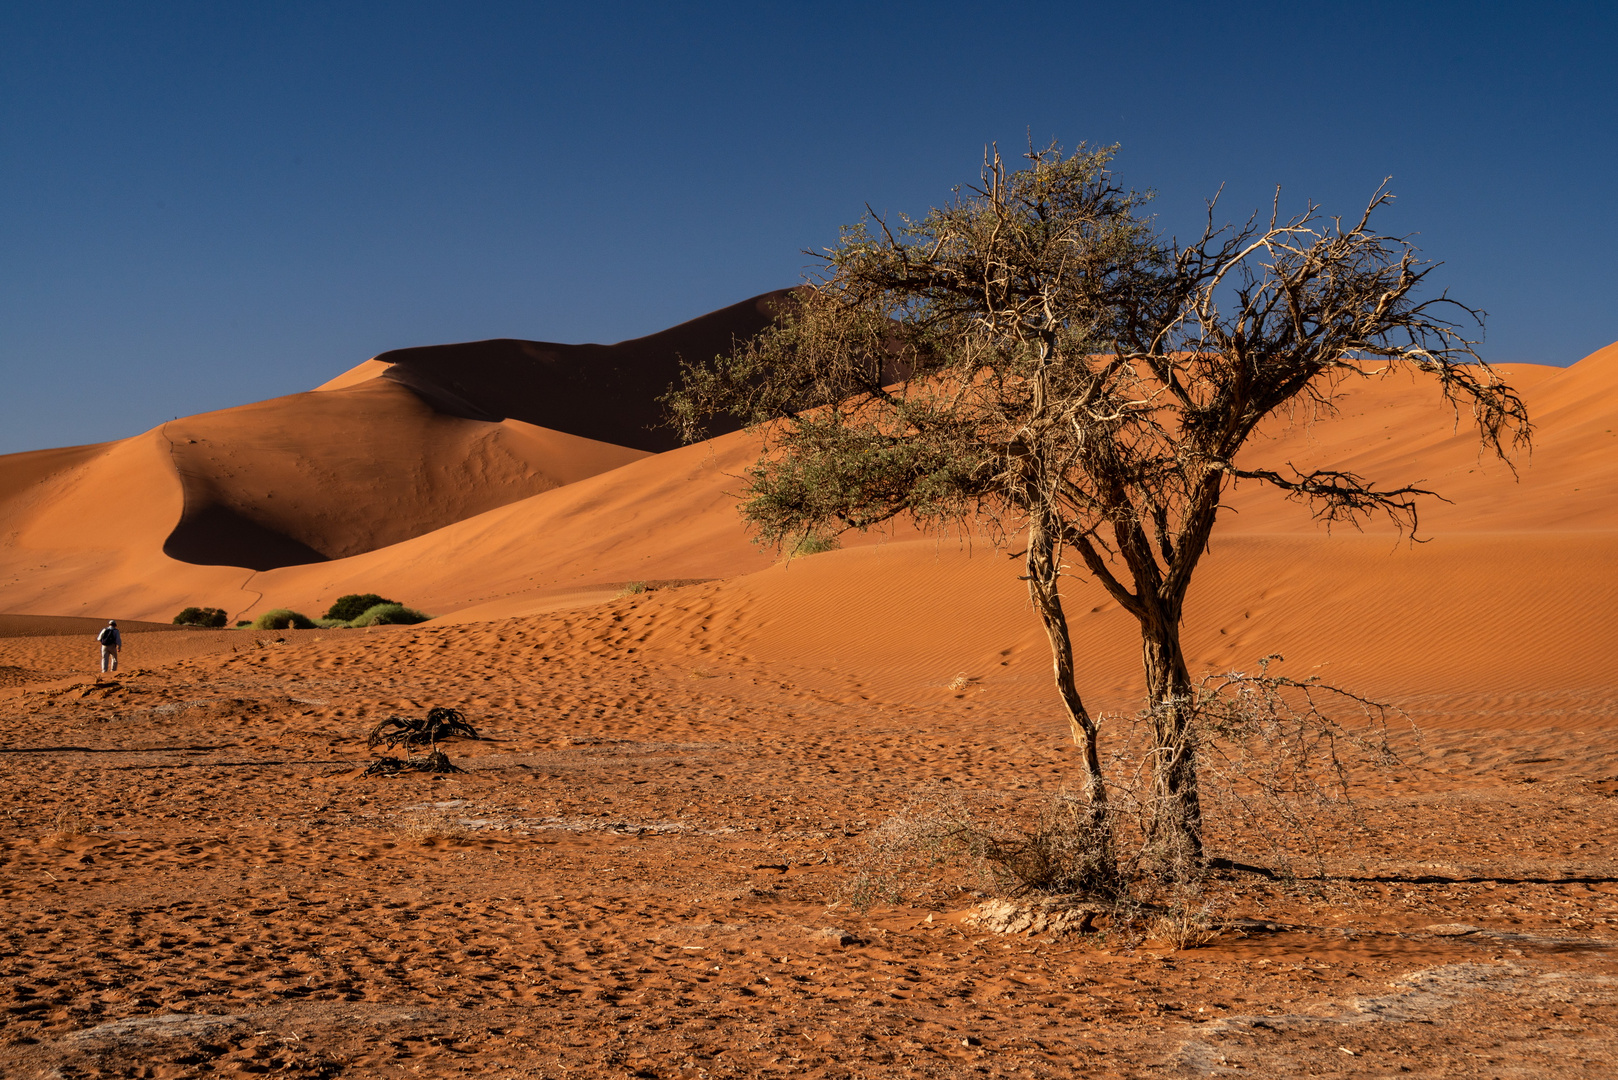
<box><xmin>395</xmin><ymin>807</ymin><xmax>468</xmax><ymax>842</ymax></box>
<box><xmin>49</xmin><ymin>808</ymin><xmax>91</xmax><ymax>844</ymax></box>
<box><xmin>964</xmin><ymin>792</ymin><xmax>1123</xmax><ymax>898</ymax></box>
<box><xmin>842</xmin><ymin>789</ymin><xmax>1122</xmax><ymax>913</ymax></box>
<box><xmin>1146</xmin><ymin>895</ymin><xmax>1222</xmax><ymax>950</ymax></box>
<box><xmin>1135</xmin><ymin>657</ymin><xmax>1409</xmax><ymax>883</ymax></box>
<box><xmin>843</xmin><ymin>658</ymin><xmax>1407</xmax><ymax>927</ymax></box>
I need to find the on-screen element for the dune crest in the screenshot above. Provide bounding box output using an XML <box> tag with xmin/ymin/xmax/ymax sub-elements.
<box><xmin>311</xmin><ymin>358</ymin><xmax>391</xmax><ymax>392</ymax></box>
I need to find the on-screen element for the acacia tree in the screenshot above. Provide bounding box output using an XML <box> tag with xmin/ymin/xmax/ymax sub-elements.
<box><xmin>668</xmin><ymin>144</ymin><xmax>1528</xmax><ymax>874</ymax></box>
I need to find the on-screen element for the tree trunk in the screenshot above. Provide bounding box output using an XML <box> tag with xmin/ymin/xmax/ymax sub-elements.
<box><xmin>1025</xmin><ymin>516</ymin><xmax>1111</xmax><ymax>841</ymax></box>
<box><xmin>1139</xmin><ymin>607</ymin><xmax>1204</xmax><ymax>870</ymax></box>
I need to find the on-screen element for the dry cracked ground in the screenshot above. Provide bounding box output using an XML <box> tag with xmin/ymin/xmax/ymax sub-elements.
<box><xmin>1</xmin><ymin>615</ymin><xmax>1616</xmax><ymax>1079</ymax></box>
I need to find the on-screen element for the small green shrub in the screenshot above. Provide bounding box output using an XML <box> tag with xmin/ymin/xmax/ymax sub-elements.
<box><xmin>790</xmin><ymin>532</ymin><xmax>840</xmax><ymax>558</ymax></box>
<box><xmin>250</xmin><ymin>608</ymin><xmax>316</xmax><ymax>630</ymax></box>
<box><xmin>235</xmin><ymin>620</ymin><xmax>251</xmax><ymax>628</ymax></box>
<box><xmin>351</xmin><ymin>603</ymin><xmax>431</xmax><ymax>627</ymax></box>
<box><xmin>324</xmin><ymin>593</ymin><xmax>398</xmax><ymax>622</ymax></box>
<box><xmin>313</xmin><ymin>617</ymin><xmax>351</xmax><ymax>629</ymax></box>
<box><xmin>173</xmin><ymin>606</ymin><xmax>228</xmax><ymax>628</ymax></box>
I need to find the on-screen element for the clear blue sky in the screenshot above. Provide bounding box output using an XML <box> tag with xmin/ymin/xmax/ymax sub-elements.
<box><xmin>3</xmin><ymin>1</ymin><xmax>1614</xmax><ymax>455</ymax></box>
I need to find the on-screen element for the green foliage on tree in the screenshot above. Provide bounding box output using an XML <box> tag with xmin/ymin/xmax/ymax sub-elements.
<box><xmin>669</xmin><ymin>143</ymin><xmax>1529</xmax><ymax>880</ymax></box>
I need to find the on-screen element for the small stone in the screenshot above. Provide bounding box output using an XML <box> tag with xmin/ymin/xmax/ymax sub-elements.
<box><xmin>964</xmin><ymin>898</ymin><xmax>1100</xmax><ymax>935</ymax></box>
<box><xmin>1423</xmin><ymin>924</ymin><xmax>1481</xmax><ymax>936</ymax></box>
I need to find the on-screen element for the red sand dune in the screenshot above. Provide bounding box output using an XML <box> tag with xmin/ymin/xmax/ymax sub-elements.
<box><xmin>0</xmin><ymin>291</ymin><xmax>793</xmax><ymax>598</ymax></box>
<box><xmin>0</xmin><ymin>614</ymin><xmax>188</xmax><ymax>639</ymax></box>
<box><xmin>0</xmin><ymin>324</ymin><xmax>1613</xmax><ymax>735</ymax></box>
<box><xmin>160</xmin><ymin>377</ymin><xmax>647</xmax><ymax>570</ymax></box>
<box><xmin>0</xmin><ymin>290</ymin><xmax>790</xmax><ymax>576</ymax></box>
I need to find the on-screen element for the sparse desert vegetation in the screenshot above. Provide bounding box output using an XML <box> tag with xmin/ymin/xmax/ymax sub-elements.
<box><xmin>239</xmin><ymin>596</ymin><xmax>430</xmax><ymax>630</ymax></box>
<box><xmin>172</xmin><ymin>606</ymin><xmax>227</xmax><ymax>628</ymax></box>
<box><xmin>789</xmin><ymin>532</ymin><xmax>840</xmax><ymax>558</ymax></box>
<box><xmin>249</xmin><ymin>607</ymin><xmax>316</xmax><ymax>630</ymax></box>
<box><xmin>348</xmin><ymin>602</ymin><xmax>430</xmax><ymax>626</ymax></box>
<box><xmin>323</xmin><ymin>593</ymin><xmax>398</xmax><ymax>622</ymax></box>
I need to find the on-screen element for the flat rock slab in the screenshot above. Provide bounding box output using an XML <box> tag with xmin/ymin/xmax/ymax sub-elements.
<box><xmin>70</xmin><ymin>1012</ymin><xmax>246</xmax><ymax>1043</ymax></box>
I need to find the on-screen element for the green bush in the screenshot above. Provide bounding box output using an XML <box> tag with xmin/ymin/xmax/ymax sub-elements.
<box><xmin>790</xmin><ymin>532</ymin><xmax>840</xmax><ymax>558</ymax></box>
<box><xmin>250</xmin><ymin>608</ymin><xmax>316</xmax><ymax>630</ymax></box>
<box><xmin>350</xmin><ymin>603</ymin><xmax>431</xmax><ymax>627</ymax></box>
<box><xmin>173</xmin><ymin>606</ymin><xmax>228</xmax><ymax>628</ymax></box>
<box><xmin>313</xmin><ymin>617</ymin><xmax>351</xmax><ymax>629</ymax></box>
<box><xmin>324</xmin><ymin>593</ymin><xmax>398</xmax><ymax>622</ymax></box>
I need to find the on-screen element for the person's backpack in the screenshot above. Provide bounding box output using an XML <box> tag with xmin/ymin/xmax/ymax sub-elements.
<box><xmin>97</xmin><ymin>627</ymin><xmax>117</xmax><ymax>646</ymax></box>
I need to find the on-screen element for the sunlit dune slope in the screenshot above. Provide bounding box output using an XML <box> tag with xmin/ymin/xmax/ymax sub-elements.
<box><xmin>0</xmin><ymin>442</ymin><xmax>111</xmax><ymax>505</ymax></box>
<box><xmin>0</xmin><ymin>429</ymin><xmax>207</xmax><ymax>618</ymax></box>
<box><xmin>0</xmin><ymin>381</ymin><xmax>647</xmax><ymax>586</ymax></box>
<box><xmin>242</xmin><ymin>430</ymin><xmax>800</xmax><ymax>620</ymax></box>
<box><xmin>428</xmin><ymin>528</ymin><xmax>1615</xmax><ymax>730</ymax></box>
<box><xmin>160</xmin><ymin>377</ymin><xmax>647</xmax><ymax>570</ymax></box>
<box><xmin>0</xmin><ymin>412</ymin><xmax>781</xmax><ymax>623</ymax></box>
<box><xmin>1225</xmin><ymin>355</ymin><xmax>1618</xmax><ymax>532</ymax></box>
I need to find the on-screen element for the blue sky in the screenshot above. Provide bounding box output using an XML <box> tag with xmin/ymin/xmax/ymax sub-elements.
<box><xmin>3</xmin><ymin>1</ymin><xmax>1614</xmax><ymax>454</ymax></box>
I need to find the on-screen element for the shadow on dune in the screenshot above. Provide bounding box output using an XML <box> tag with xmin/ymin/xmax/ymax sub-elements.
<box><xmin>376</xmin><ymin>290</ymin><xmax>793</xmax><ymax>452</ymax></box>
<box><xmin>162</xmin><ymin>500</ymin><xmax>331</xmax><ymax>572</ymax></box>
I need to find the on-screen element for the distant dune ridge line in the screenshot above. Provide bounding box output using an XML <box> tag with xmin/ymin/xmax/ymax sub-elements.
<box><xmin>0</xmin><ymin>290</ymin><xmax>792</xmax><ymax>576</ymax></box>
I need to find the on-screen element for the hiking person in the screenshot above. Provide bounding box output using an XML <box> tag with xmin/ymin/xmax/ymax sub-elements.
<box><xmin>96</xmin><ymin>620</ymin><xmax>122</xmax><ymax>673</ymax></box>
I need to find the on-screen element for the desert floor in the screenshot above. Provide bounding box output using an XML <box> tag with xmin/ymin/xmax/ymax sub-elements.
<box><xmin>2</xmin><ymin>610</ymin><xmax>1615</xmax><ymax>1080</ymax></box>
